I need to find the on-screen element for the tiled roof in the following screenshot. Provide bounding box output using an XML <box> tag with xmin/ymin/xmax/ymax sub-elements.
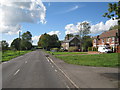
<box><xmin>93</xmin><ymin>29</ymin><xmax>118</xmax><ymax>39</ymax></box>
<box><xmin>63</xmin><ymin>36</ymin><xmax>80</xmax><ymax>43</ymax></box>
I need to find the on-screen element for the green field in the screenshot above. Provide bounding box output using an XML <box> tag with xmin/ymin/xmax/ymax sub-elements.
<box><xmin>47</xmin><ymin>51</ymin><xmax>87</xmax><ymax>55</ymax></box>
<box><xmin>2</xmin><ymin>50</ymin><xmax>31</xmax><ymax>62</ymax></box>
<box><xmin>55</xmin><ymin>53</ymin><xmax>119</xmax><ymax>67</ymax></box>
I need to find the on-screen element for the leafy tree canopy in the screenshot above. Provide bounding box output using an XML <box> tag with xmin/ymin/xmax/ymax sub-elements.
<box><xmin>1</xmin><ymin>40</ymin><xmax>9</xmax><ymax>52</ymax></box>
<box><xmin>11</xmin><ymin>38</ymin><xmax>21</xmax><ymax>50</ymax></box>
<box><xmin>38</xmin><ymin>33</ymin><xmax>60</xmax><ymax>50</ymax></box>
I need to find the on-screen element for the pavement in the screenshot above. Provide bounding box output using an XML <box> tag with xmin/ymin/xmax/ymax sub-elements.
<box><xmin>2</xmin><ymin>50</ymin><xmax>75</xmax><ymax>88</ymax></box>
<box><xmin>46</xmin><ymin>51</ymin><xmax>119</xmax><ymax>88</ymax></box>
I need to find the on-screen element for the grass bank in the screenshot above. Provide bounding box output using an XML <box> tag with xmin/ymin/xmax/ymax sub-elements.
<box><xmin>55</xmin><ymin>53</ymin><xmax>119</xmax><ymax>67</ymax></box>
<box><xmin>2</xmin><ymin>50</ymin><xmax>31</xmax><ymax>62</ymax></box>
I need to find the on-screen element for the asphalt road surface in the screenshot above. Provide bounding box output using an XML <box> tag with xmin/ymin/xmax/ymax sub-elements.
<box><xmin>2</xmin><ymin>50</ymin><xmax>74</xmax><ymax>88</ymax></box>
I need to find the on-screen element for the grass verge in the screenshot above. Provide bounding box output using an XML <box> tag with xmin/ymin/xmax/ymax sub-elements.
<box><xmin>55</xmin><ymin>53</ymin><xmax>119</xmax><ymax>67</ymax></box>
<box><xmin>2</xmin><ymin>50</ymin><xmax>31</xmax><ymax>62</ymax></box>
<box><xmin>46</xmin><ymin>51</ymin><xmax>87</xmax><ymax>55</ymax></box>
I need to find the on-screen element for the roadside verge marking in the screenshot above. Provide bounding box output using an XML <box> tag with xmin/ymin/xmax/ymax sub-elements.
<box><xmin>14</xmin><ymin>69</ymin><xmax>20</xmax><ymax>76</ymax></box>
<box><xmin>47</xmin><ymin>57</ymin><xmax>79</xmax><ymax>88</ymax></box>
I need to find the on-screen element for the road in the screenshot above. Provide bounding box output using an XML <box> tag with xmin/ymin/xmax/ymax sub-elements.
<box><xmin>2</xmin><ymin>50</ymin><xmax>74</xmax><ymax>88</ymax></box>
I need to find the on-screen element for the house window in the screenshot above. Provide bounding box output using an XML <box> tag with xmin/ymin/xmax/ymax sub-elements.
<box><xmin>117</xmin><ymin>38</ymin><xmax>119</xmax><ymax>42</ymax></box>
<box><xmin>78</xmin><ymin>43</ymin><xmax>80</xmax><ymax>45</ymax></box>
<box><xmin>102</xmin><ymin>39</ymin><xmax>104</xmax><ymax>43</ymax></box>
<box><xmin>112</xmin><ymin>37</ymin><xmax>115</xmax><ymax>42</ymax></box>
<box><xmin>71</xmin><ymin>43</ymin><xmax>74</xmax><ymax>45</ymax></box>
<box><xmin>107</xmin><ymin>38</ymin><xmax>110</xmax><ymax>43</ymax></box>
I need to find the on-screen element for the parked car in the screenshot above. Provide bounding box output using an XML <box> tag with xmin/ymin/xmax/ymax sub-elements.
<box><xmin>98</xmin><ymin>47</ymin><xmax>112</xmax><ymax>53</ymax></box>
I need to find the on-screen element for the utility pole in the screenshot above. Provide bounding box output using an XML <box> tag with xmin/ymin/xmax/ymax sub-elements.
<box><xmin>19</xmin><ymin>30</ymin><xmax>21</xmax><ymax>55</ymax></box>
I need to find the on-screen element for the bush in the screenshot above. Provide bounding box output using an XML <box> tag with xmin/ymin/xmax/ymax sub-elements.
<box><xmin>50</xmin><ymin>48</ymin><xmax>59</xmax><ymax>52</ymax></box>
<box><xmin>88</xmin><ymin>47</ymin><xmax>98</xmax><ymax>51</ymax></box>
<box><xmin>92</xmin><ymin>47</ymin><xmax>98</xmax><ymax>51</ymax></box>
<box><xmin>88</xmin><ymin>47</ymin><xmax>92</xmax><ymax>51</ymax></box>
<box><xmin>68</xmin><ymin>46</ymin><xmax>78</xmax><ymax>52</ymax></box>
<box><xmin>59</xmin><ymin>49</ymin><xmax>64</xmax><ymax>52</ymax></box>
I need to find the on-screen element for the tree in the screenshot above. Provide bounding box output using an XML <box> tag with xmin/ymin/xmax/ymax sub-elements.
<box><xmin>109</xmin><ymin>25</ymin><xmax>118</xmax><ymax>30</ymax></box>
<box><xmin>38</xmin><ymin>33</ymin><xmax>61</xmax><ymax>50</ymax></box>
<box><xmin>82</xmin><ymin>36</ymin><xmax>92</xmax><ymax>51</ymax></box>
<box><xmin>51</xmin><ymin>34</ymin><xmax>61</xmax><ymax>48</ymax></box>
<box><xmin>21</xmin><ymin>40</ymin><xmax>32</xmax><ymax>50</ymax></box>
<box><xmin>103</xmin><ymin>1</ymin><xmax>120</xmax><ymax>45</ymax></box>
<box><xmin>11</xmin><ymin>38</ymin><xmax>21</xmax><ymax>50</ymax></box>
<box><xmin>21</xmin><ymin>31</ymin><xmax>32</xmax><ymax>50</ymax></box>
<box><xmin>22</xmin><ymin>31</ymin><xmax>32</xmax><ymax>42</ymax></box>
<box><xmin>1</xmin><ymin>40</ymin><xmax>9</xmax><ymax>53</ymax></box>
<box><xmin>77</xmin><ymin>21</ymin><xmax>91</xmax><ymax>38</ymax></box>
<box><xmin>77</xmin><ymin>21</ymin><xmax>91</xmax><ymax>51</ymax></box>
<box><xmin>65</xmin><ymin>34</ymin><xmax>74</xmax><ymax>40</ymax></box>
<box><xmin>38</xmin><ymin>33</ymin><xmax>51</xmax><ymax>50</ymax></box>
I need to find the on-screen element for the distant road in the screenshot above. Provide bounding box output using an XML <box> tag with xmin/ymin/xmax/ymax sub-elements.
<box><xmin>2</xmin><ymin>50</ymin><xmax>73</xmax><ymax>88</ymax></box>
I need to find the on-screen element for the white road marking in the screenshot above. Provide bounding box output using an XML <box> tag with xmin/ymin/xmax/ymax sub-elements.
<box><xmin>55</xmin><ymin>69</ymin><xmax>57</xmax><ymax>72</ymax></box>
<box><xmin>46</xmin><ymin>57</ymin><xmax>50</xmax><ymax>62</ymax></box>
<box><xmin>52</xmin><ymin>65</ymin><xmax>54</xmax><ymax>68</ymax></box>
<box><xmin>66</xmin><ymin>85</ymin><xmax>70</xmax><ymax>88</ymax></box>
<box><xmin>14</xmin><ymin>69</ymin><xmax>20</xmax><ymax>76</ymax></box>
<box><xmin>25</xmin><ymin>61</ymin><xmax>27</xmax><ymax>64</ymax></box>
<box><xmin>64</xmin><ymin>82</ymin><xmax>70</xmax><ymax>89</ymax></box>
<box><xmin>47</xmin><ymin>57</ymin><xmax>79</xmax><ymax>88</ymax></box>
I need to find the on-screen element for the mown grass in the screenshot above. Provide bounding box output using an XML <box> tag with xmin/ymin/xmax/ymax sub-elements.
<box><xmin>46</xmin><ymin>51</ymin><xmax>87</xmax><ymax>55</ymax></box>
<box><xmin>55</xmin><ymin>53</ymin><xmax>119</xmax><ymax>67</ymax></box>
<box><xmin>2</xmin><ymin>50</ymin><xmax>31</xmax><ymax>62</ymax></box>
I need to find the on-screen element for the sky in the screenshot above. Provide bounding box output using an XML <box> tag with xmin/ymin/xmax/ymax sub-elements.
<box><xmin>0</xmin><ymin>1</ymin><xmax>118</xmax><ymax>45</ymax></box>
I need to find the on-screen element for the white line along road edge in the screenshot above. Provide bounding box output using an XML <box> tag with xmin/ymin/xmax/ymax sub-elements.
<box><xmin>47</xmin><ymin>57</ymin><xmax>79</xmax><ymax>88</ymax></box>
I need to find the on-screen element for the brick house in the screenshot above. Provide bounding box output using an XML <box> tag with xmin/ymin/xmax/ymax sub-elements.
<box><xmin>61</xmin><ymin>36</ymin><xmax>80</xmax><ymax>50</ymax></box>
<box><xmin>93</xmin><ymin>29</ymin><xmax>119</xmax><ymax>52</ymax></box>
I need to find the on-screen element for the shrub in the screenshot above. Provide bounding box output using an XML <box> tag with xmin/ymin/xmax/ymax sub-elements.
<box><xmin>92</xmin><ymin>47</ymin><xmax>98</xmax><ymax>51</ymax></box>
<box><xmin>68</xmin><ymin>46</ymin><xmax>78</xmax><ymax>52</ymax></box>
<box><xmin>88</xmin><ymin>47</ymin><xmax>92</xmax><ymax>51</ymax></box>
<box><xmin>59</xmin><ymin>49</ymin><xmax>64</xmax><ymax>52</ymax></box>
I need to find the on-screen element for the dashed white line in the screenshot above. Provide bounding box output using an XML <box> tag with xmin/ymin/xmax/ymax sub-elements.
<box><xmin>55</xmin><ymin>69</ymin><xmax>57</xmax><ymax>72</ymax></box>
<box><xmin>25</xmin><ymin>61</ymin><xmax>27</xmax><ymax>64</ymax></box>
<box><xmin>14</xmin><ymin>69</ymin><xmax>20</xmax><ymax>76</ymax></box>
<box><xmin>52</xmin><ymin>65</ymin><xmax>54</xmax><ymax>68</ymax></box>
<box><xmin>66</xmin><ymin>85</ymin><xmax>70</xmax><ymax>88</ymax></box>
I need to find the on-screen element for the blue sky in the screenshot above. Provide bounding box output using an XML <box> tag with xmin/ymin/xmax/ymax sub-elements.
<box><xmin>1</xmin><ymin>2</ymin><xmax>118</xmax><ymax>45</ymax></box>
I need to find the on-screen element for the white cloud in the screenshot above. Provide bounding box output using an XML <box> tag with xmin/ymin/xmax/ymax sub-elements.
<box><xmin>47</xmin><ymin>31</ymin><xmax>61</xmax><ymax>36</ymax></box>
<box><xmin>65</xmin><ymin>24</ymin><xmax>78</xmax><ymax>35</ymax></box>
<box><xmin>0</xmin><ymin>0</ymin><xmax>46</xmax><ymax>35</ymax></box>
<box><xmin>66</xmin><ymin>5</ymin><xmax>79</xmax><ymax>13</ymax></box>
<box><xmin>32</xmin><ymin>35</ymin><xmax>41</xmax><ymax>45</ymax></box>
<box><xmin>7</xmin><ymin>39</ymin><xmax>13</xmax><ymax>46</ymax></box>
<box><xmin>56</xmin><ymin>5</ymin><xmax>80</xmax><ymax>14</ymax></box>
<box><xmin>90</xmin><ymin>19</ymin><xmax>118</xmax><ymax>34</ymax></box>
<box><xmin>65</xmin><ymin>19</ymin><xmax>118</xmax><ymax>35</ymax></box>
